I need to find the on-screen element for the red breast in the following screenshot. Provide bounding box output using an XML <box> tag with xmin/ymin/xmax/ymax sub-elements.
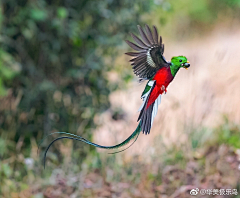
<box><xmin>146</xmin><ymin>67</ymin><xmax>173</xmax><ymax>108</ymax></box>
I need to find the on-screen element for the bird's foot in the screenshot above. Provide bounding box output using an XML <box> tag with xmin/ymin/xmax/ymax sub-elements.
<box><xmin>161</xmin><ymin>85</ymin><xmax>167</xmax><ymax>94</ymax></box>
<box><xmin>161</xmin><ymin>85</ymin><xmax>165</xmax><ymax>91</ymax></box>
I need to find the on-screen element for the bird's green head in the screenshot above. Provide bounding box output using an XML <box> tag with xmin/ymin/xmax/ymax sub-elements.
<box><xmin>171</xmin><ymin>56</ymin><xmax>190</xmax><ymax>69</ymax></box>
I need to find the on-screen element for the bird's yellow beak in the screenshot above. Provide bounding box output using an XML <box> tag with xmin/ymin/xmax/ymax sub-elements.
<box><xmin>184</xmin><ymin>61</ymin><xmax>190</xmax><ymax>70</ymax></box>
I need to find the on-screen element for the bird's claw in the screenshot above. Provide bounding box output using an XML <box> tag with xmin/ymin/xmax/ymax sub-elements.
<box><xmin>161</xmin><ymin>85</ymin><xmax>167</xmax><ymax>94</ymax></box>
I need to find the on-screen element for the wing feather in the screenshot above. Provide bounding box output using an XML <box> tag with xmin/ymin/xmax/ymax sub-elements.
<box><xmin>137</xmin><ymin>25</ymin><xmax>151</xmax><ymax>46</ymax></box>
<box><xmin>153</xmin><ymin>26</ymin><xmax>159</xmax><ymax>44</ymax></box>
<box><xmin>159</xmin><ymin>36</ymin><xmax>162</xmax><ymax>46</ymax></box>
<box><xmin>125</xmin><ymin>52</ymin><xmax>145</xmax><ymax>57</ymax></box>
<box><xmin>125</xmin><ymin>40</ymin><xmax>146</xmax><ymax>52</ymax></box>
<box><xmin>126</xmin><ymin>25</ymin><xmax>169</xmax><ymax>79</ymax></box>
<box><xmin>131</xmin><ymin>33</ymin><xmax>149</xmax><ymax>48</ymax></box>
<box><xmin>145</xmin><ymin>24</ymin><xmax>155</xmax><ymax>45</ymax></box>
<box><xmin>130</xmin><ymin>54</ymin><xmax>145</xmax><ymax>62</ymax></box>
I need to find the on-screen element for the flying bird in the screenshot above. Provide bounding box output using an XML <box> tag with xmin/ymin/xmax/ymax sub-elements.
<box><xmin>42</xmin><ymin>25</ymin><xmax>190</xmax><ymax>167</ymax></box>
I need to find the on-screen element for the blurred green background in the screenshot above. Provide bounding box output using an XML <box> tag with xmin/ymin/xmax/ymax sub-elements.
<box><xmin>1</xmin><ymin>0</ymin><xmax>240</xmax><ymax>197</ymax></box>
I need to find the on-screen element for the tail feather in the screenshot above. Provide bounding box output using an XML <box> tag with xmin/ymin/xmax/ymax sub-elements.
<box><xmin>108</xmin><ymin>129</ymin><xmax>140</xmax><ymax>154</ymax></box>
<box><xmin>42</xmin><ymin>123</ymin><xmax>142</xmax><ymax>168</ymax></box>
<box><xmin>137</xmin><ymin>80</ymin><xmax>161</xmax><ymax>134</ymax></box>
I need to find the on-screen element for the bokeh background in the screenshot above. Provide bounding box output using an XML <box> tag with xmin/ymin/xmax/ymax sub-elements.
<box><xmin>1</xmin><ymin>0</ymin><xmax>240</xmax><ymax>197</ymax></box>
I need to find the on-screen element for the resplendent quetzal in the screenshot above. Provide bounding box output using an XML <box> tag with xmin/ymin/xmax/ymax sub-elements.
<box><xmin>43</xmin><ymin>25</ymin><xmax>190</xmax><ymax>167</ymax></box>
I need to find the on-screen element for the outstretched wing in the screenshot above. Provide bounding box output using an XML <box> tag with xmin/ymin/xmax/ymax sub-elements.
<box><xmin>125</xmin><ymin>25</ymin><xmax>169</xmax><ymax>79</ymax></box>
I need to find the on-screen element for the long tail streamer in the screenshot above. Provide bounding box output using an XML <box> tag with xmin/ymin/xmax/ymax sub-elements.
<box><xmin>42</xmin><ymin>122</ymin><xmax>142</xmax><ymax>168</ymax></box>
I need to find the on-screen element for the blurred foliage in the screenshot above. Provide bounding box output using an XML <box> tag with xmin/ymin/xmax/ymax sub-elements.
<box><xmin>0</xmin><ymin>0</ymin><xmax>153</xmax><ymax>162</ymax></box>
<box><xmin>210</xmin><ymin>118</ymin><xmax>240</xmax><ymax>149</ymax></box>
<box><xmin>148</xmin><ymin>0</ymin><xmax>240</xmax><ymax>38</ymax></box>
<box><xmin>0</xmin><ymin>0</ymin><xmax>154</xmax><ymax>195</ymax></box>
<box><xmin>0</xmin><ymin>49</ymin><xmax>19</xmax><ymax>95</ymax></box>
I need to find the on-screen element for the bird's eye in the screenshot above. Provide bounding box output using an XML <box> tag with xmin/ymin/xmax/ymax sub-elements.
<box><xmin>179</xmin><ymin>60</ymin><xmax>182</xmax><ymax>62</ymax></box>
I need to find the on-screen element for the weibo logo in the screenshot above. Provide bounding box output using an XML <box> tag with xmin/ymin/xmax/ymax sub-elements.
<box><xmin>190</xmin><ymin>188</ymin><xmax>199</xmax><ymax>195</ymax></box>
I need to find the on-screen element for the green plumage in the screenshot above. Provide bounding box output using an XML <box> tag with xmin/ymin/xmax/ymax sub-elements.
<box><xmin>42</xmin><ymin>122</ymin><xmax>142</xmax><ymax>168</ymax></box>
<box><xmin>141</xmin><ymin>79</ymin><xmax>153</xmax><ymax>97</ymax></box>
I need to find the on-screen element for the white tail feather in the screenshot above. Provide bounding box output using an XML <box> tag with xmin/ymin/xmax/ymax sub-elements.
<box><xmin>151</xmin><ymin>94</ymin><xmax>161</xmax><ymax>126</ymax></box>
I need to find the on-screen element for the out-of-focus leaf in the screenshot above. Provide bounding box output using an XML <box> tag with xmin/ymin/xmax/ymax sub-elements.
<box><xmin>2</xmin><ymin>164</ymin><xmax>12</xmax><ymax>177</ymax></box>
<box><xmin>0</xmin><ymin>138</ymin><xmax>6</xmax><ymax>156</ymax></box>
<box><xmin>57</xmin><ymin>7</ymin><xmax>68</xmax><ymax>19</ymax></box>
<box><xmin>30</xmin><ymin>9</ymin><xmax>47</xmax><ymax>21</ymax></box>
<box><xmin>39</xmin><ymin>80</ymin><xmax>56</xmax><ymax>91</ymax></box>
